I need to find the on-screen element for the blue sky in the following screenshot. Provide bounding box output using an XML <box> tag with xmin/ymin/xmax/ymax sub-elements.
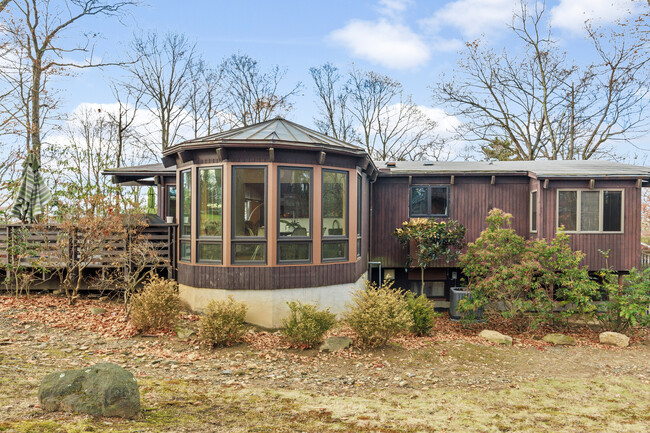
<box><xmin>58</xmin><ymin>0</ymin><xmax>648</xmax><ymax>157</ymax></box>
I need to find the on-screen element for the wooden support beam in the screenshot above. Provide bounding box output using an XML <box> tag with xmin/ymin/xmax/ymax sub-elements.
<box><xmin>216</xmin><ymin>147</ymin><xmax>227</xmax><ymax>162</ymax></box>
<box><xmin>318</xmin><ymin>151</ymin><xmax>327</xmax><ymax>165</ymax></box>
<box><xmin>162</xmin><ymin>155</ymin><xmax>176</xmax><ymax>168</ymax></box>
<box><xmin>408</xmin><ymin>176</ymin><xmax>412</xmax><ymax>186</ymax></box>
<box><xmin>450</xmin><ymin>175</ymin><xmax>455</xmax><ymax>185</ymax></box>
<box><xmin>636</xmin><ymin>178</ymin><xmax>643</xmax><ymax>188</ymax></box>
<box><xmin>543</xmin><ymin>179</ymin><xmax>549</xmax><ymax>189</ymax></box>
<box><xmin>268</xmin><ymin>147</ymin><xmax>275</xmax><ymax>162</ymax></box>
<box><xmin>589</xmin><ymin>179</ymin><xmax>595</xmax><ymax>189</ymax></box>
<box><xmin>179</xmin><ymin>151</ymin><xmax>193</xmax><ymax>164</ymax></box>
<box><xmin>490</xmin><ymin>176</ymin><xmax>496</xmax><ymax>185</ymax></box>
<box><xmin>359</xmin><ymin>157</ymin><xmax>370</xmax><ymax>171</ymax></box>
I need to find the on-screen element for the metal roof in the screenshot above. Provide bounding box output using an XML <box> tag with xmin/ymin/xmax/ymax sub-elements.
<box><xmin>164</xmin><ymin>117</ymin><xmax>364</xmax><ymax>155</ymax></box>
<box><xmin>102</xmin><ymin>163</ymin><xmax>175</xmax><ymax>177</ymax></box>
<box><xmin>376</xmin><ymin>160</ymin><xmax>650</xmax><ymax>178</ymax></box>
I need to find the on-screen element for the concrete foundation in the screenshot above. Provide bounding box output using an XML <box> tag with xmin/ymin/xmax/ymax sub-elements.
<box><xmin>179</xmin><ymin>275</ymin><xmax>367</xmax><ymax>328</ymax></box>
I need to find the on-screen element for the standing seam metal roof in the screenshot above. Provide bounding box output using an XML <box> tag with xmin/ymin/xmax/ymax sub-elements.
<box><xmin>165</xmin><ymin>118</ymin><xmax>363</xmax><ymax>153</ymax></box>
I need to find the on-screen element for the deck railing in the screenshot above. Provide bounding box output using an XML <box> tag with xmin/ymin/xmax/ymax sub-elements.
<box><xmin>641</xmin><ymin>251</ymin><xmax>650</xmax><ymax>270</ymax></box>
<box><xmin>0</xmin><ymin>223</ymin><xmax>176</xmax><ymax>279</ymax></box>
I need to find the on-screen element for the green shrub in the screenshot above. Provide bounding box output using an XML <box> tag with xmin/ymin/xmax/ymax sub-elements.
<box><xmin>459</xmin><ymin>209</ymin><xmax>598</xmax><ymax>331</ymax></box>
<box><xmin>199</xmin><ymin>296</ymin><xmax>248</xmax><ymax>347</ymax></box>
<box><xmin>405</xmin><ymin>292</ymin><xmax>437</xmax><ymax>336</ymax></box>
<box><xmin>281</xmin><ymin>301</ymin><xmax>337</xmax><ymax>348</ymax></box>
<box><xmin>129</xmin><ymin>275</ymin><xmax>181</xmax><ymax>332</ymax></box>
<box><xmin>344</xmin><ymin>280</ymin><xmax>413</xmax><ymax>347</ymax></box>
<box><xmin>595</xmin><ymin>267</ymin><xmax>650</xmax><ymax>332</ymax></box>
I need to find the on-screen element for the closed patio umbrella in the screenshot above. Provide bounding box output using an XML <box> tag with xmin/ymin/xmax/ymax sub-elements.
<box><xmin>146</xmin><ymin>186</ymin><xmax>156</xmax><ymax>214</ymax></box>
<box><xmin>10</xmin><ymin>153</ymin><xmax>51</xmax><ymax>223</ymax></box>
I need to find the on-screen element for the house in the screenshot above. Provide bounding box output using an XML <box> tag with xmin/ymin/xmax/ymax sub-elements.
<box><xmin>104</xmin><ymin>118</ymin><xmax>650</xmax><ymax>326</ymax></box>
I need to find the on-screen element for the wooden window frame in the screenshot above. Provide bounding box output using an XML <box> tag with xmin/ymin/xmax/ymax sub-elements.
<box><xmin>179</xmin><ymin>169</ymin><xmax>192</xmax><ymax>262</ymax></box>
<box><xmin>409</xmin><ymin>185</ymin><xmax>450</xmax><ymax>218</ymax></box>
<box><xmin>357</xmin><ymin>173</ymin><xmax>362</xmax><ymax>259</ymax></box>
<box><xmin>321</xmin><ymin>168</ymin><xmax>349</xmax><ymax>262</ymax></box>
<box><xmin>277</xmin><ymin>166</ymin><xmax>313</xmax><ymax>264</ymax></box>
<box><xmin>231</xmin><ymin>165</ymin><xmax>268</xmax><ymax>265</ymax></box>
<box><xmin>556</xmin><ymin>188</ymin><xmax>625</xmax><ymax>234</ymax></box>
<box><xmin>530</xmin><ymin>190</ymin><xmax>538</xmax><ymax>233</ymax></box>
<box><xmin>197</xmin><ymin>166</ymin><xmax>223</xmax><ymax>264</ymax></box>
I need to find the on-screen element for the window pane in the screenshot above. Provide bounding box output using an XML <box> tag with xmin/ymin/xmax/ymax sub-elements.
<box><xmin>233</xmin><ymin>167</ymin><xmax>266</xmax><ymax>237</ymax></box>
<box><xmin>233</xmin><ymin>243</ymin><xmax>266</xmax><ymax>263</ymax></box>
<box><xmin>410</xmin><ymin>186</ymin><xmax>428</xmax><ymax>215</ymax></box>
<box><xmin>603</xmin><ymin>191</ymin><xmax>622</xmax><ymax>232</ymax></box>
<box><xmin>558</xmin><ymin>191</ymin><xmax>577</xmax><ymax>231</ymax></box>
<box><xmin>166</xmin><ymin>186</ymin><xmax>176</xmax><ymax>218</ymax></box>
<box><xmin>279</xmin><ymin>168</ymin><xmax>311</xmax><ymax>237</ymax></box>
<box><xmin>180</xmin><ymin>171</ymin><xmax>191</xmax><ymax>237</ymax></box>
<box><xmin>357</xmin><ymin>175</ymin><xmax>362</xmax><ymax>238</ymax></box>
<box><xmin>180</xmin><ymin>240</ymin><xmax>191</xmax><ymax>261</ymax></box>
<box><xmin>531</xmin><ymin>191</ymin><xmax>537</xmax><ymax>232</ymax></box>
<box><xmin>322</xmin><ymin>241</ymin><xmax>347</xmax><ymax>260</ymax></box>
<box><xmin>198</xmin><ymin>243</ymin><xmax>222</xmax><ymax>262</ymax></box>
<box><xmin>278</xmin><ymin>242</ymin><xmax>310</xmax><ymax>262</ymax></box>
<box><xmin>357</xmin><ymin>238</ymin><xmax>362</xmax><ymax>258</ymax></box>
<box><xmin>322</xmin><ymin>171</ymin><xmax>347</xmax><ymax>236</ymax></box>
<box><xmin>431</xmin><ymin>187</ymin><xmax>448</xmax><ymax>215</ymax></box>
<box><xmin>199</xmin><ymin>168</ymin><xmax>222</xmax><ymax>237</ymax></box>
<box><xmin>580</xmin><ymin>191</ymin><xmax>600</xmax><ymax>231</ymax></box>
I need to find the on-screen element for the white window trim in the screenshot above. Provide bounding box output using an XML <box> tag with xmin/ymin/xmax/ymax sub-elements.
<box><xmin>530</xmin><ymin>190</ymin><xmax>538</xmax><ymax>233</ymax></box>
<box><xmin>556</xmin><ymin>188</ymin><xmax>625</xmax><ymax>234</ymax></box>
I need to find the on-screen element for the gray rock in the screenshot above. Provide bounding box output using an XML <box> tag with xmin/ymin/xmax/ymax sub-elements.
<box><xmin>174</xmin><ymin>326</ymin><xmax>196</xmax><ymax>340</ymax></box>
<box><xmin>38</xmin><ymin>363</ymin><xmax>140</xmax><ymax>419</ymax></box>
<box><xmin>543</xmin><ymin>333</ymin><xmax>576</xmax><ymax>346</ymax></box>
<box><xmin>478</xmin><ymin>330</ymin><xmax>512</xmax><ymax>346</ymax></box>
<box><xmin>599</xmin><ymin>331</ymin><xmax>630</xmax><ymax>347</ymax></box>
<box><xmin>89</xmin><ymin>307</ymin><xmax>107</xmax><ymax>315</ymax></box>
<box><xmin>319</xmin><ymin>336</ymin><xmax>353</xmax><ymax>352</ymax></box>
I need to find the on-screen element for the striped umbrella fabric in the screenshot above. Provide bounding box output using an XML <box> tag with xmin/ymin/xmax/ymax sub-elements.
<box><xmin>10</xmin><ymin>153</ymin><xmax>52</xmax><ymax>223</ymax></box>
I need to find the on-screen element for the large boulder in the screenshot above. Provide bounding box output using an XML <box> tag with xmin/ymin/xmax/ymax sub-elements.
<box><xmin>599</xmin><ymin>331</ymin><xmax>630</xmax><ymax>348</ymax></box>
<box><xmin>319</xmin><ymin>336</ymin><xmax>353</xmax><ymax>352</ymax></box>
<box><xmin>478</xmin><ymin>330</ymin><xmax>512</xmax><ymax>346</ymax></box>
<box><xmin>543</xmin><ymin>333</ymin><xmax>576</xmax><ymax>346</ymax></box>
<box><xmin>38</xmin><ymin>363</ymin><xmax>140</xmax><ymax>419</ymax></box>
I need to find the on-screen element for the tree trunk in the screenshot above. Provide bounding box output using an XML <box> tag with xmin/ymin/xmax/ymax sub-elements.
<box><xmin>30</xmin><ymin>55</ymin><xmax>42</xmax><ymax>159</ymax></box>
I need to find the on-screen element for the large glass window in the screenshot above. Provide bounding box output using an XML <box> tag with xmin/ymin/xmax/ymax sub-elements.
<box><xmin>166</xmin><ymin>185</ymin><xmax>176</xmax><ymax>218</ymax></box>
<box><xmin>278</xmin><ymin>167</ymin><xmax>311</xmax><ymax>263</ymax></box>
<box><xmin>198</xmin><ymin>167</ymin><xmax>223</xmax><ymax>262</ymax></box>
<box><xmin>179</xmin><ymin>170</ymin><xmax>191</xmax><ymax>261</ymax></box>
<box><xmin>232</xmin><ymin>167</ymin><xmax>266</xmax><ymax>263</ymax></box>
<box><xmin>530</xmin><ymin>190</ymin><xmax>538</xmax><ymax>233</ymax></box>
<box><xmin>357</xmin><ymin>174</ymin><xmax>362</xmax><ymax>258</ymax></box>
<box><xmin>409</xmin><ymin>185</ymin><xmax>449</xmax><ymax>217</ymax></box>
<box><xmin>322</xmin><ymin>170</ymin><xmax>348</xmax><ymax>261</ymax></box>
<box><xmin>557</xmin><ymin>190</ymin><xmax>623</xmax><ymax>233</ymax></box>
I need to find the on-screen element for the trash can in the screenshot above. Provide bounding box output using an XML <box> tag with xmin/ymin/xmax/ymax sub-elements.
<box><xmin>449</xmin><ymin>287</ymin><xmax>483</xmax><ymax>321</ymax></box>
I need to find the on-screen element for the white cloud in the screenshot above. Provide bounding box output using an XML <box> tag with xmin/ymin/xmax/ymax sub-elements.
<box><xmin>378</xmin><ymin>0</ymin><xmax>413</xmax><ymax>17</ymax></box>
<box><xmin>550</xmin><ymin>0</ymin><xmax>638</xmax><ymax>34</ymax></box>
<box><xmin>421</xmin><ymin>0</ymin><xmax>516</xmax><ymax>40</ymax></box>
<box><xmin>329</xmin><ymin>18</ymin><xmax>430</xmax><ymax>69</ymax></box>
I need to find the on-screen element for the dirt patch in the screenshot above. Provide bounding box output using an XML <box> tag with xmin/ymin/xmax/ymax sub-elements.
<box><xmin>0</xmin><ymin>294</ymin><xmax>648</xmax><ymax>432</ymax></box>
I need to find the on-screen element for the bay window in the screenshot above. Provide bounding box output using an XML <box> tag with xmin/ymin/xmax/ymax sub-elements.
<box><xmin>232</xmin><ymin>167</ymin><xmax>267</xmax><ymax>263</ymax></box>
<box><xmin>557</xmin><ymin>189</ymin><xmax>623</xmax><ymax>233</ymax></box>
<box><xmin>278</xmin><ymin>167</ymin><xmax>312</xmax><ymax>263</ymax></box>
<box><xmin>322</xmin><ymin>169</ymin><xmax>348</xmax><ymax>261</ymax></box>
<box><xmin>198</xmin><ymin>167</ymin><xmax>223</xmax><ymax>262</ymax></box>
<box><xmin>179</xmin><ymin>170</ymin><xmax>191</xmax><ymax>261</ymax></box>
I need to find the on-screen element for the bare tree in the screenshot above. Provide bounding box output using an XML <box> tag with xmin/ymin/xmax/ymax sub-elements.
<box><xmin>0</xmin><ymin>0</ymin><xmax>136</xmax><ymax>161</ymax></box>
<box><xmin>309</xmin><ymin>63</ymin><xmax>355</xmax><ymax>142</ymax></box>
<box><xmin>347</xmin><ymin>67</ymin><xmax>442</xmax><ymax>161</ymax></box>
<box><xmin>106</xmin><ymin>82</ymin><xmax>143</xmax><ymax>168</ymax></box>
<box><xmin>221</xmin><ymin>53</ymin><xmax>301</xmax><ymax>126</ymax></box>
<box><xmin>186</xmin><ymin>58</ymin><xmax>229</xmax><ymax>138</ymax></box>
<box><xmin>126</xmin><ymin>31</ymin><xmax>196</xmax><ymax>153</ymax></box>
<box><xmin>435</xmin><ymin>1</ymin><xmax>650</xmax><ymax>161</ymax></box>
<box><xmin>0</xmin><ymin>0</ymin><xmax>11</xmax><ymax>13</ymax></box>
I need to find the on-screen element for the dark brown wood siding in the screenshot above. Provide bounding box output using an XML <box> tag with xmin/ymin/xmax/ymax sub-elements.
<box><xmin>178</xmin><ymin>261</ymin><xmax>365</xmax><ymax>290</ymax></box>
<box><xmin>371</xmin><ymin>175</ymin><xmax>530</xmax><ymax>268</ymax></box>
<box><xmin>538</xmin><ymin>179</ymin><xmax>640</xmax><ymax>271</ymax></box>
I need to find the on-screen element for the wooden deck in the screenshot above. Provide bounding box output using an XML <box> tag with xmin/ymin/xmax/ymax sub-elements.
<box><xmin>0</xmin><ymin>223</ymin><xmax>176</xmax><ymax>278</ymax></box>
